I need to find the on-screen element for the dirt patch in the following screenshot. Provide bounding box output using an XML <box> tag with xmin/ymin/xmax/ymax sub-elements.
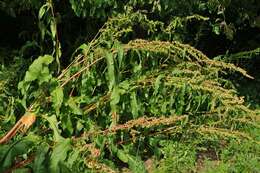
<box><xmin>196</xmin><ymin>148</ymin><xmax>219</xmax><ymax>172</ymax></box>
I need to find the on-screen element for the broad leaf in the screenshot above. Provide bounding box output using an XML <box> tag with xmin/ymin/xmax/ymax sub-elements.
<box><xmin>51</xmin><ymin>87</ymin><xmax>64</xmax><ymax>115</ymax></box>
<box><xmin>32</xmin><ymin>143</ymin><xmax>50</xmax><ymax>173</ymax></box>
<box><xmin>50</xmin><ymin>138</ymin><xmax>71</xmax><ymax>173</ymax></box>
<box><xmin>0</xmin><ymin>140</ymin><xmax>34</xmax><ymax>172</ymax></box>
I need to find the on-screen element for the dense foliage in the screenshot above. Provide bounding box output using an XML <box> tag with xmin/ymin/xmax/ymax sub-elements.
<box><xmin>0</xmin><ymin>0</ymin><xmax>259</xmax><ymax>172</ymax></box>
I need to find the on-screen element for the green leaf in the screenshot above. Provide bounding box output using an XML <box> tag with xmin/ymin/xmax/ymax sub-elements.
<box><xmin>43</xmin><ymin>114</ymin><xmax>64</xmax><ymax>142</ymax></box>
<box><xmin>110</xmin><ymin>86</ymin><xmax>121</xmax><ymax>106</ymax></box>
<box><xmin>213</xmin><ymin>24</ymin><xmax>220</xmax><ymax>35</ymax></box>
<box><xmin>38</xmin><ymin>3</ymin><xmax>50</xmax><ymax>19</ymax></box>
<box><xmin>32</xmin><ymin>143</ymin><xmax>50</xmax><ymax>173</ymax></box>
<box><xmin>59</xmin><ymin>162</ymin><xmax>72</xmax><ymax>173</ymax></box>
<box><xmin>0</xmin><ymin>140</ymin><xmax>34</xmax><ymax>172</ymax></box>
<box><xmin>153</xmin><ymin>74</ymin><xmax>163</xmax><ymax>96</ymax></box>
<box><xmin>67</xmin><ymin>97</ymin><xmax>82</xmax><ymax>115</ymax></box>
<box><xmin>114</xmin><ymin>41</ymin><xmax>124</xmax><ymax>69</ymax></box>
<box><xmin>130</xmin><ymin>91</ymin><xmax>139</xmax><ymax>119</ymax></box>
<box><xmin>67</xmin><ymin>150</ymin><xmax>80</xmax><ymax>167</ymax></box>
<box><xmin>0</xmin><ymin>145</ymin><xmax>9</xmax><ymax>161</ymax></box>
<box><xmin>50</xmin><ymin>138</ymin><xmax>71</xmax><ymax>173</ymax></box>
<box><xmin>50</xmin><ymin>19</ymin><xmax>57</xmax><ymax>39</ymax></box>
<box><xmin>105</xmin><ymin>52</ymin><xmax>116</xmax><ymax>90</ymax></box>
<box><xmin>75</xmin><ymin>43</ymin><xmax>89</xmax><ymax>57</ymax></box>
<box><xmin>25</xmin><ymin>55</ymin><xmax>53</xmax><ymax>82</ymax></box>
<box><xmin>116</xmin><ymin>149</ymin><xmax>146</xmax><ymax>173</ymax></box>
<box><xmin>18</xmin><ymin>55</ymin><xmax>53</xmax><ymax>96</ymax></box>
<box><xmin>117</xmin><ymin>149</ymin><xmax>128</xmax><ymax>163</ymax></box>
<box><xmin>62</xmin><ymin>115</ymin><xmax>73</xmax><ymax>135</ymax></box>
<box><xmin>127</xmin><ymin>155</ymin><xmax>146</xmax><ymax>173</ymax></box>
<box><xmin>51</xmin><ymin>87</ymin><xmax>64</xmax><ymax>115</ymax></box>
<box><xmin>38</xmin><ymin>21</ymin><xmax>46</xmax><ymax>40</ymax></box>
<box><xmin>37</xmin><ymin>66</ymin><xmax>52</xmax><ymax>84</ymax></box>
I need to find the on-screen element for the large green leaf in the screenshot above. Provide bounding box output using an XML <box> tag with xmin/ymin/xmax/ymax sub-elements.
<box><xmin>50</xmin><ymin>138</ymin><xmax>72</xmax><ymax>173</ymax></box>
<box><xmin>32</xmin><ymin>143</ymin><xmax>50</xmax><ymax>173</ymax></box>
<box><xmin>18</xmin><ymin>55</ymin><xmax>54</xmax><ymax>95</ymax></box>
<box><xmin>24</xmin><ymin>55</ymin><xmax>53</xmax><ymax>82</ymax></box>
<box><xmin>0</xmin><ymin>140</ymin><xmax>34</xmax><ymax>172</ymax></box>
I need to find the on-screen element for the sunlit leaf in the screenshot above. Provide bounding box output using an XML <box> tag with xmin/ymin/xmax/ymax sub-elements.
<box><xmin>50</xmin><ymin>19</ymin><xmax>57</xmax><ymax>39</ymax></box>
<box><xmin>117</xmin><ymin>149</ymin><xmax>128</xmax><ymax>163</ymax></box>
<box><xmin>38</xmin><ymin>3</ymin><xmax>50</xmax><ymax>19</ymax></box>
